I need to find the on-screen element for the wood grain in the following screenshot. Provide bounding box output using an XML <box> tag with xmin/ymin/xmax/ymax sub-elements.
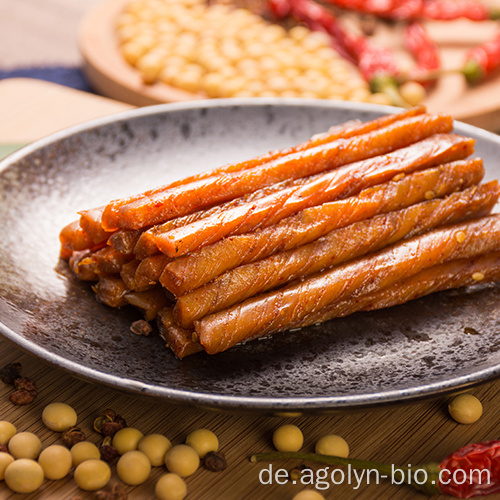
<box><xmin>1</xmin><ymin>339</ymin><xmax>500</xmax><ymax>499</ymax></box>
<box><xmin>79</xmin><ymin>0</ymin><xmax>500</xmax><ymax>131</ymax></box>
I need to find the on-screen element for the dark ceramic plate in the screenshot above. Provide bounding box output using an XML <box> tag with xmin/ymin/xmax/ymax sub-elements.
<box><xmin>1</xmin><ymin>99</ymin><xmax>500</xmax><ymax>413</ymax></box>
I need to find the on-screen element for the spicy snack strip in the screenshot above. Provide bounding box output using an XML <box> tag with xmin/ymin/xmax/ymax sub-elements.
<box><xmin>174</xmin><ymin>181</ymin><xmax>499</xmax><ymax>328</ymax></box>
<box><xmin>159</xmin><ymin>250</ymin><xmax>500</xmax><ymax>358</ymax></box>
<box><xmin>99</xmin><ymin>106</ymin><xmax>427</xmax><ymax>231</ymax></box>
<box><xmin>160</xmin><ymin>151</ymin><xmax>478</xmax><ymax>295</ymax></box>
<box><xmin>132</xmin><ymin>165</ymin><xmax>354</xmax><ymax>259</ymax></box>
<box><xmin>151</xmin><ymin>118</ymin><xmax>456</xmax><ymax>257</ymax></box>
<box><xmin>60</xmin><ymin>106</ymin><xmax>500</xmax><ymax>358</ymax></box>
<box><xmin>110</xmin><ymin>112</ymin><xmax>452</xmax><ymax>231</ymax></box>
<box><xmin>291</xmin><ymin>252</ymin><xmax>500</xmax><ymax>332</ymax></box>
<box><xmin>196</xmin><ymin>214</ymin><xmax>500</xmax><ymax>354</ymax></box>
<box><xmin>134</xmin><ymin>254</ymin><xmax>172</xmax><ymax>290</ymax></box>
<box><xmin>157</xmin><ymin>308</ymin><xmax>203</xmax><ymax>358</ymax></box>
<box><xmin>64</xmin><ymin>109</ymin><xmax>422</xmax><ymax>254</ymax></box>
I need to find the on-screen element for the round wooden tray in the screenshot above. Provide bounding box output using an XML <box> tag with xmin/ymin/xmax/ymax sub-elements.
<box><xmin>79</xmin><ymin>0</ymin><xmax>500</xmax><ymax>131</ymax></box>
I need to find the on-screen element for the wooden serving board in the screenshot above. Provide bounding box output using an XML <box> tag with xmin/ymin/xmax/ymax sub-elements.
<box><xmin>79</xmin><ymin>0</ymin><xmax>500</xmax><ymax>131</ymax></box>
<box><xmin>79</xmin><ymin>0</ymin><xmax>204</xmax><ymax>107</ymax></box>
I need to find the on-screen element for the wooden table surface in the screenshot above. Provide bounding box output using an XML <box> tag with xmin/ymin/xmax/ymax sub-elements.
<box><xmin>0</xmin><ymin>78</ymin><xmax>500</xmax><ymax>500</ymax></box>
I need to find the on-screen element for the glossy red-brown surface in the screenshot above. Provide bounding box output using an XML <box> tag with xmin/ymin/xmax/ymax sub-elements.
<box><xmin>161</xmin><ymin>152</ymin><xmax>479</xmax><ymax>296</ymax></box>
<box><xmin>177</xmin><ymin>181</ymin><xmax>499</xmax><ymax>329</ymax></box>
<box><xmin>198</xmin><ymin>214</ymin><xmax>500</xmax><ymax>353</ymax></box>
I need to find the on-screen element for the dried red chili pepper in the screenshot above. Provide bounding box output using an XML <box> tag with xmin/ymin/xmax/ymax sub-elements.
<box><xmin>269</xmin><ymin>0</ymin><xmax>407</xmax><ymax>106</ymax></box>
<box><xmin>269</xmin><ymin>0</ymin><xmax>353</xmax><ymax>61</ymax></box>
<box><xmin>251</xmin><ymin>439</ymin><xmax>500</xmax><ymax>497</ymax></box>
<box><xmin>421</xmin><ymin>1</ymin><xmax>499</xmax><ymax>22</ymax></box>
<box><xmin>439</xmin><ymin>441</ymin><xmax>500</xmax><ymax>498</ymax></box>
<box><xmin>324</xmin><ymin>0</ymin><xmax>423</xmax><ymax>20</ymax></box>
<box><xmin>404</xmin><ymin>21</ymin><xmax>440</xmax><ymax>84</ymax></box>
<box><xmin>323</xmin><ymin>0</ymin><xmax>500</xmax><ymax>21</ymax></box>
<box><xmin>462</xmin><ymin>29</ymin><xmax>500</xmax><ymax>83</ymax></box>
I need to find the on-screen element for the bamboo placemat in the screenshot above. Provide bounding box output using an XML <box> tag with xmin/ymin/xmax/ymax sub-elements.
<box><xmin>2</xmin><ymin>341</ymin><xmax>500</xmax><ymax>499</ymax></box>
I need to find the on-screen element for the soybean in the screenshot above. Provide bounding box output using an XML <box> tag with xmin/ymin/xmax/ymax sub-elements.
<box><xmin>314</xmin><ymin>434</ymin><xmax>349</xmax><ymax>458</ymax></box>
<box><xmin>293</xmin><ymin>490</ymin><xmax>326</xmax><ymax>500</ymax></box>
<box><xmin>0</xmin><ymin>452</ymin><xmax>14</xmax><ymax>481</ymax></box>
<box><xmin>8</xmin><ymin>432</ymin><xmax>42</xmax><ymax>459</ymax></box>
<box><xmin>185</xmin><ymin>429</ymin><xmax>218</xmax><ymax>458</ymax></box>
<box><xmin>138</xmin><ymin>433</ymin><xmax>171</xmax><ymax>466</ymax></box>
<box><xmin>74</xmin><ymin>459</ymin><xmax>111</xmax><ymax>491</ymax></box>
<box><xmin>112</xmin><ymin>427</ymin><xmax>144</xmax><ymax>454</ymax></box>
<box><xmin>42</xmin><ymin>402</ymin><xmax>77</xmax><ymax>432</ymax></box>
<box><xmin>4</xmin><ymin>459</ymin><xmax>44</xmax><ymax>494</ymax></box>
<box><xmin>116</xmin><ymin>0</ymin><xmax>384</xmax><ymax>103</ymax></box>
<box><xmin>448</xmin><ymin>394</ymin><xmax>483</xmax><ymax>424</ymax></box>
<box><xmin>272</xmin><ymin>424</ymin><xmax>303</xmax><ymax>453</ymax></box>
<box><xmin>117</xmin><ymin>450</ymin><xmax>151</xmax><ymax>485</ymax></box>
<box><xmin>156</xmin><ymin>473</ymin><xmax>188</xmax><ymax>500</ymax></box>
<box><xmin>0</xmin><ymin>421</ymin><xmax>16</xmax><ymax>445</ymax></box>
<box><xmin>70</xmin><ymin>441</ymin><xmax>101</xmax><ymax>466</ymax></box>
<box><xmin>164</xmin><ymin>444</ymin><xmax>200</xmax><ymax>477</ymax></box>
<box><xmin>38</xmin><ymin>445</ymin><xmax>72</xmax><ymax>480</ymax></box>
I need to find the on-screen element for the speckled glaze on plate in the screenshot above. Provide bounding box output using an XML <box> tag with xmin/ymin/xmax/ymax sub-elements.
<box><xmin>1</xmin><ymin>99</ymin><xmax>500</xmax><ymax>413</ymax></box>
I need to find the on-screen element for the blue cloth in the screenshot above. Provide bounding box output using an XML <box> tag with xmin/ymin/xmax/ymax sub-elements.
<box><xmin>0</xmin><ymin>66</ymin><xmax>94</xmax><ymax>93</ymax></box>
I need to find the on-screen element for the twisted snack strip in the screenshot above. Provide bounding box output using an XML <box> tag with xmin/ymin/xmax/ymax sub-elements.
<box><xmin>100</xmin><ymin>106</ymin><xmax>426</xmax><ymax>231</ymax></box>
<box><xmin>288</xmin><ymin>252</ymin><xmax>500</xmax><ymax>333</ymax></box>
<box><xmin>160</xmin><ymin>142</ymin><xmax>476</xmax><ymax>295</ymax></box>
<box><xmin>175</xmin><ymin>180</ymin><xmax>499</xmax><ymax>328</ymax></box>
<box><xmin>114</xmin><ymin>113</ymin><xmax>451</xmax><ymax>231</ymax></box>
<box><xmin>160</xmin><ymin>249</ymin><xmax>500</xmax><ymax>358</ymax></box>
<box><xmin>197</xmin><ymin>215</ymin><xmax>500</xmax><ymax>354</ymax></box>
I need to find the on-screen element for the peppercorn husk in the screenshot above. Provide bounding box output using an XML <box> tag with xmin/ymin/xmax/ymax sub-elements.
<box><xmin>94</xmin><ymin>415</ymin><xmax>111</xmax><ymax>433</ymax></box>
<box><xmin>203</xmin><ymin>451</ymin><xmax>228</xmax><ymax>472</ymax></box>
<box><xmin>94</xmin><ymin>409</ymin><xmax>127</xmax><ymax>436</ymax></box>
<box><xmin>13</xmin><ymin>377</ymin><xmax>37</xmax><ymax>392</ymax></box>
<box><xmin>95</xmin><ymin>483</ymin><xmax>128</xmax><ymax>500</ymax></box>
<box><xmin>288</xmin><ymin>464</ymin><xmax>313</xmax><ymax>483</ymax></box>
<box><xmin>130</xmin><ymin>319</ymin><xmax>152</xmax><ymax>336</ymax></box>
<box><xmin>62</xmin><ymin>426</ymin><xmax>86</xmax><ymax>448</ymax></box>
<box><xmin>8</xmin><ymin>389</ymin><xmax>36</xmax><ymax>405</ymax></box>
<box><xmin>464</xmin><ymin>327</ymin><xmax>481</xmax><ymax>335</ymax></box>
<box><xmin>0</xmin><ymin>362</ymin><xmax>22</xmax><ymax>385</ymax></box>
<box><xmin>102</xmin><ymin>421</ymin><xmax>126</xmax><ymax>437</ymax></box>
<box><xmin>100</xmin><ymin>437</ymin><xmax>120</xmax><ymax>463</ymax></box>
<box><xmin>8</xmin><ymin>377</ymin><xmax>38</xmax><ymax>405</ymax></box>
